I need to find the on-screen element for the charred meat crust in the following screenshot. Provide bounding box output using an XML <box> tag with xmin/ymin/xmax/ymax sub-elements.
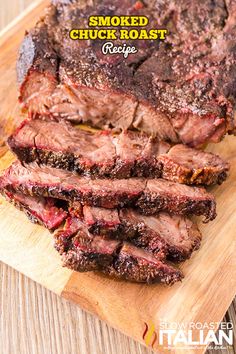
<box><xmin>53</xmin><ymin>215</ymin><xmax>183</xmax><ymax>284</ymax></box>
<box><xmin>62</xmin><ymin>250</ymin><xmax>183</xmax><ymax>285</ymax></box>
<box><xmin>8</xmin><ymin>119</ymin><xmax>230</xmax><ymax>185</ymax></box>
<box><xmin>0</xmin><ymin>161</ymin><xmax>216</xmax><ymax>221</ymax></box>
<box><xmin>17</xmin><ymin>0</ymin><xmax>236</xmax><ymax>147</ymax></box>
<box><xmin>72</xmin><ymin>205</ymin><xmax>202</xmax><ymax>261</ymax></box>
<box><xmin>136</xmin><ymin>194</ymin><xmax>216</xmax><ymax>222</ymax></box>
<box><xmin>55</xmin><ymin>211</ymin><xmax>167</xmax><ymax>261</ymax></box>
<box><xmin>105</xmin><ymin>252</ymin><xmax>183</xmax><ymax>285</ymax></box>
<box><xmin>17</xmin><ymin>24</ymin><xmax>58</xmax><ymax>86</ymax></box>
<box><xmin>17</xmin><ymin>21</ymin><xmax>59</xmax><ymax>117</ymax></box>
<box><xmin>60</xmin><ymin>239</ymin><xmax>183</xmax><ymax>285</ymax></box>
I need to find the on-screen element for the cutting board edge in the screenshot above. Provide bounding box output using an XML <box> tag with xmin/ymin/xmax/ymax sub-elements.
<box><xmin>61</xmin><ymin>268</ymin><xmax>236</xmax><ymax>354</ymax></box>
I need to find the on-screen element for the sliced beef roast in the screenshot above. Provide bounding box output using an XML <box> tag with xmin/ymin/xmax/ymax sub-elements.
<box><xmin>114</xmin><ymin>209</ymin><xmax>202</xmax><ymax>261</ymax></box>
<box><xmin>8</xmin><ymin>119</ymin><xmax>168</xmax><ymax>179</ymax></box>
<box><xmin>8</xmin><ymin>119</ymin><xmax>229</xmax><ymax>184</ymax></box>
<box><xmin>0</xmin><ymin>185</ymin><xmax>196</xmax><ymax>283</ymax></box>
<box><xmin>0</xmin><ymin>161</ymin><xmax>216</xmax><ymax>220</ymax></box>
<box><xmin>54</xmin><ymin>218</ymin><xmax>183</xmax><ymax>284</ymax></box>
<box><xmin>2</xmin><ymin>189</ymin><xmax>67</xmax><ymax>230</ymax></box>
<box><xmin>0</xmin><ymin>186</ymin><xmax>202</xmax><ymax>262</ymax></box>
<box><xmin>57</xmin><ymin>206</ymin><xmax>168</xmax><ymax>260</ymax></box>
<box><xmin>103</xmin><ymin>243</ymin><xmax>183</xmax><ymax>284</ymax></box>
<box><xmin>17</xmin><ymin>0</ymin><xmax>236</xmax><ymax>146</ymax></box>
<box><xmin>158</xmin><ymin>145</ymin><xmax>229</xmax><ymax>185</ymax></box>
<box><xmin>69</xmin><ymin>204</ymin><xmax>202</xmax><ymax>261</ymax></box>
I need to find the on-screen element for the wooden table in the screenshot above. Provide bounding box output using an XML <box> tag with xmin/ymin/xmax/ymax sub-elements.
<box><xmin>0</xmin><ymin>2</ymin><xmax>235</xmax><ymax>353</ymax></box>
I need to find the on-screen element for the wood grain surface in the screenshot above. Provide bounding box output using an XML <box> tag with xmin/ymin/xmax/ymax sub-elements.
<box><xmin>0</xmin><ymin>2</ymin><xmax>235</xmax><ymax>354</ymax></box>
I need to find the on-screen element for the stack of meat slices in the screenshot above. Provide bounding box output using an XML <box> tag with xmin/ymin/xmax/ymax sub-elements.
<box><xmin>0</xmin><ymin>118</ymin><xmax>229</xmax><ymax>285</ymax></box>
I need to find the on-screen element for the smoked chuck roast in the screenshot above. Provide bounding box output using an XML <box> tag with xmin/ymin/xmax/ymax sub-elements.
<box><xmin>17</xmin><ymin>0</ymin><xmax>236</xmax><ymax>147</ymax></box>
<box><xmin>0</xmin><ymin>0</ymin><xmax>233</xmax><ymax>284</ymax></box>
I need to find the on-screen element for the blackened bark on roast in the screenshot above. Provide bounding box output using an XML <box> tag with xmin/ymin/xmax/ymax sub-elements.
<box><xmin>17</xmin><ymin>0</ymin><xmax>236</xmax><ymax>147</ymax></box>
<box><xmin>54</xmin><ymin>220</ymin><xmax>183</xmax><ymax>285</ymax></box>
<box><xmin>104</xmin><ymin>242</ymin><xmax>183</xmax><ymax>285</ymax></box>
<box><xmin>118</xmin><ymin>209</ymin><xmax>202</xmax><ymax>262</ymax></box>
<box><xmin>75</xmin><ymin>205</ymin><xmax>202</xmax><ymax>261</ymax></box>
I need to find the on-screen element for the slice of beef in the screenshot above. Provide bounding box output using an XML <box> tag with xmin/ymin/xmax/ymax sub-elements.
<box><xmin>56</xmin><ymin>205</ymin><xmax>168</xmax><ymax>260</ymax></box>
<box><xmin>8</xmin><ymin>119</ymin><xmax>229</xmax><ymax>185</ymax></box>
<box><xmin>62</xmin><ymin>233</ymin><xmax>121</xmax><ymax>273</ymax></box>
<box><xmin>159</xmin><ymin>144</ymin><xmax>229</xmax><ymax>185</ymax></box>
<box><xmin>17</xmin><ymin>1</ymin><xmax>236</xmax><ymax>147</ymax></box>
<box><xmin>70</xmin><ymin>204</ymin><xmax>202</xmax><ymax>261</ymax></box>
<box><xmin>74</xmin><ymin>204</ymin><xmax>135</xmax><ymax>238</ymax></box>
<box><xmin>104</xmin><ymin>242</ymin><xmax>183</xmax><ymax>284</ymax></box>
<box><xmin>54</xmin><ymin>217</ymin><xmax>183</xmax><ymax>284</ymax></box>
<box><xmin>9</xmin><ymin>190</ymin><xmax>198</xmax><ymax>262</ymax></box>
<box><xmin>8</xmin><ymin>118</ymin><xmax>168</xmax><ymax>179</ymax></box>
<box><xmin>118</xmin><ymin>209</ymin><xmax>202</xmax><ymax>262</ymax></box>
<box><xmin>1</xmin><ymin>189</ymin><xmax>67</xmax><ymax>230</ymax></box>
<box><xmin>0</xmin><ymin>161</ymin><xmax>216</xmax><ymax>220</ymax></box>
<box><xmin>137</xmin><ymin>179</ymin><xmax>216</xmax><ymax>221</ymax></box>
<box><xmin>0</xmin><ymin>187</ymin><xmax>166</xmax><ymax>261</ymax></box>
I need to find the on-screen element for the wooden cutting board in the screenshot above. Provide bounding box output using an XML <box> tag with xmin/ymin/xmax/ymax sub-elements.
<box><xmin>0</xmin><ymin>2</ymin><xmax>236</xmax><ymax>353</ymax></box>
